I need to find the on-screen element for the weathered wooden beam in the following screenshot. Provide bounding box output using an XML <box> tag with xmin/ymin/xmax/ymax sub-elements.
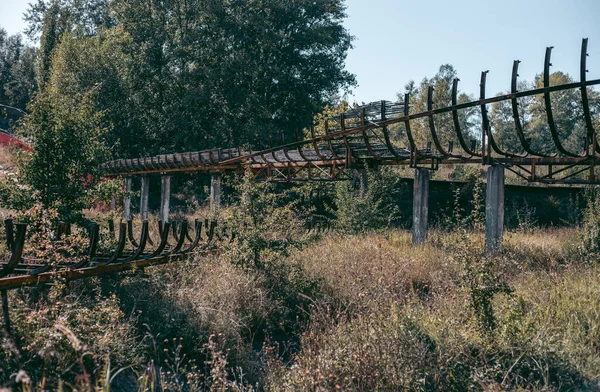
<box><xmin>160</xmin><ymin>176</ymin><xmax>171</xmax><ymax>223</ymax></box>
<box><xmin>210</xmin><ymin>172</ymin><xmax>222</xmax><ymax>219</ymax></box>
<box><xmin>140</xmin><ymin>175</ymin><xmax>150</xmax><ymax>221</ymax></box>
<box><xmin>123</xmin><ymin>176</ymin><xmax>132</xmax><ymax>221</ymax></box>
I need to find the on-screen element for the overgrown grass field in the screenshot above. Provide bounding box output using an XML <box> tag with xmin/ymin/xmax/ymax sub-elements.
<box><xmin>2</xmin><ymin>224</ymin><xmax>599</xmax><ymax>391</ymax></box>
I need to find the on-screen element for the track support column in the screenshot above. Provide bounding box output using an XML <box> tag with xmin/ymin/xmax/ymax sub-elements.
<box><xmin>140</xmin><ymin>175</ymin><xmax>150</xmax><ymax>221</ymax></box>
<box><xmin>123</xmin><ymin>176</ymin><xmax>132</xmax><ymax>221</ymax></box>
<box><xmin>160</xmin><ymin>176</ymin><xmax>171</xmax><ymax>224</ymax></box>
<box><xmin>485</xmin><ymin>165</ymin><xmax>505</xmax><ymax>253</ymax></box>
<box><xmin>210</xmin><ymin>172</ymin><xmax>222</xmax><ymax>219</ymax></box>
<box><xmin>412</xmin><ymin>168</ymin><xmax>430</xmax><ymax>245</ymax></box>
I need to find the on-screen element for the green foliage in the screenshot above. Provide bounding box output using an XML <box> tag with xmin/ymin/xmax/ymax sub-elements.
<box><xmin>0</xmin><ymin>28</ymin><xmax>37</xmax><ymax>110</ymax></box>
<box><xmin>333</xmin><ymin>168</ymin><xmax>405</xmax><ymax>233</ymax></box>
<box><xmin>17</xmin><ymin>90</ymin><xmax>111</xmax><ymax>220</ymax></box>
<box><xmin>222</xmin><ymin>171</ymin><xmax>310</xmax><ymax>269</ymax></box>
<box><xmin>451</xmin><ymin>230</ymin><xmax>511</xmax><ymax>334</ymax></box>
<box><xmin>23</xmin><ymin>0</ymin><xmax>356</xmax><ymax>158</ymax></box>
<box><xmin>578</xmin><ymin>186</ymin><xmax>600</xmax><ymax>261</ymax></box>
<box><xmin>438</xmin><ymin>177</ymin><xmax>485</xmax><ymax>231</ymax></box>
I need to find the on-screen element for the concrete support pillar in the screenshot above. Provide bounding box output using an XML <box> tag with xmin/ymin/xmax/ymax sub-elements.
<box><xmin>123</xmin><ymin>176</ymin><xmax>132</xmax><ymax>221</ymax></box>
<box><xmin>140</xmin><ymin>175</ymin><xmax>150</xmax><ymax>221</ymax></box>
<box><xmin>160</xmin><ymin>176</ymin><xmax>171</xmax><ymax>223</ymax></box>
<box><xmin>412</xmin><ymin>168</ymin><xmax>430</xmax><ymax>245</ymax></box>
<box><xmin>485</xmin><ymin>165</ymin><xmax>505</xmax><ymax>253</ymax></box>
<box><xmin>210</xmin><ymin>172</ymin><xmax>222</xmax><ymax>219</ymax></box>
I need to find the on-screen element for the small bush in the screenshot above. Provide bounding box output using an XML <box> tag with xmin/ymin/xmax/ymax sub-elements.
<box><xmin>333</xmin><ymin>168</ymin><xmax>406</xmax><ymax>233</ymax></box>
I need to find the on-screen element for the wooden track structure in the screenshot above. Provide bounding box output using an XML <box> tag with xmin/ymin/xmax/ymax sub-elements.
<box><xmin>0</xmin><ymin>218</ymin><xmax>231</xmax><ymax>292</ymax></box>
<box><xmin>103</xmin><ymin>39</ymin><xmax>600</xmax><ymax>185</ymax></box>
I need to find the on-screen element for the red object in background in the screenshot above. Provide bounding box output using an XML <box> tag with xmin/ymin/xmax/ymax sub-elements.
<box><xmin>0</xmin><ymin>131</ymin><xmax>31</xmax><ymax>151</ymax></box>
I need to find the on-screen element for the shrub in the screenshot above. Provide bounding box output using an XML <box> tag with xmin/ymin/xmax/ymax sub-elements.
<box><xmin>221</xmin><ymin>170</ymin><xmax>311</xmax><ymax>269</ymax></box>
<box><xmin>333</xmin><ymin>168</ymin><xmax>406</xmax><ymax>233</ymax></box>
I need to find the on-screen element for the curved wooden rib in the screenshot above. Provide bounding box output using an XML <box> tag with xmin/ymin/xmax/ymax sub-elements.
<box><xmin>207</xmin><ymin>221</ymin><xmax>216</xmax><ymax>242</ymax></box>
<box><xmin>427</xmin><ymin>86</ymin><xmax>463</xmax><ymax>158</ymax></box>
<box><xmin>480</xmin><ymin>71</ymin><xmax>524</xmax><ymax>158</ymax></box>
<box><xmin>309</xmin><ymin>126</ymin><xmax>326</xmax><ymax>160</ymax></box>
<box><xmin>403</xmin><ymin>93</ymin><xmax>417</xmax><ymax>152</ymax></box>
<box><xmin>121</xmin><ymin>221</ymin><xmax>149</xmax><ymax>263</ymax></box>
<box><xmin>97</xmin><ymin>222</ymin><xmax>127</xmax><ymax>266</ymax></box>
<box><xmin>511</xmin><ymin>61</ymin><xmax>551</xmax><ymax>157</ymax></box>
<box><xmin>127</xmin><ymin>220</ymin><xmax>139</xmax><ymax>248</ymax></box>
<box><xmin>379</xmin><ymin>101</ymin><xmax>403</xmax><ymax>160</ymax></box>
<box><xmin>280</xmin><ymin>134</ymin><xmax>296</xmax><ymax>163</ymax></box>
<box><xmin>0</xmin><ymin>224</ymin><xmax>26</xmax><ymax>278</ymax></box>
<box><xmin>360</xmin><ymin>108</ymin><xmax>379</xmax><ymax>159</ymax></box>
<box><xmin>69</xmin><ymin>223</ymin><xmax>100</xmax><ymax>269</ymax></box>
<box><xmin>182</xmin><ymin>220</ymin><xmax>203</xmax><ymax>253</ymax></box>
<box><xmin>142</xmin><ymin>222</ymin><xmax>170</xmax><ymax>259</ymax></box>
<box><xmin>325</xmin><ymin>120</ymin><xmax>342</xmax><ymax>159</ymax></box>
<box><xmin>543</xmin><ymin>47</ymin><xmax>581</xmax><ymax>157</ymax></box>
<box><xmin>170</xmin><ymin>220</ymin><xmax>187</xmax><ymax>254</ymax></box>
<box><xmin>452</xmin><ymin>79</ymin><xmax>480</xmax><ymax>157</ymax></box>
<box><xmin>269</xmin><ymin>137</ymin><xmax>285</xmax><ymax>163</ymax></box>
<box><xmin>185</xmin><ymin>221</ymin><xmax>194</xmax><ymax>242</ymax></box>
<box><xmin>295</xmin><ymin>130</ymin><xmax>312</xmax><ymax>162</ymax></box>
<box><xmin>4</xmin><ymin>219</ymin><xmax>13</xmax><ymax>250</ymax></box>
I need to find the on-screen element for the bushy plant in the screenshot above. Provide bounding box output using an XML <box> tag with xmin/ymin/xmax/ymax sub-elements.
<box><xmin>450</xmin><ymin>230</ymin><xmax>511</xmax><ymax>335</ymax></box>
<box><xmin>16</xmin><ymin>90</ymin><xmax>111</xmax><ymax>221</ymax></box>
<box><xmin>333</xmin><ymin>167</ymin><xmax>405</xmax><ymax>233</ymax></box>
<box><xmin>578</xmin><ymin>186</ymin><xmax>600</xmax><ymax>261</ymax></box>
<box><xmin>221</xmin><ymin>170</ymin><xmax>311</xmax><ymax>269</ymax></box>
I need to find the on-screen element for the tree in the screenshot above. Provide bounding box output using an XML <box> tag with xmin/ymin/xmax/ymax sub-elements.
<box><xmin>33</xmin><ymin>0</ymin><xmax>356</xmax><ymax>157</ymax></box>
<box><xmin>24</xmin><ymin>0</ymin><xmax>114</xmax><ymax>41</ymax></box>
<box><xmin>18</xmin><ymin>91</ymin><xmax>111</xmax><ymax>219</ymax></box>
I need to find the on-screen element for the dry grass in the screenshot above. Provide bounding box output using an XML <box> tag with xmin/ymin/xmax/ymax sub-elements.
<box><xmin>3</xmin><ymin>224</ymin><xmax>599</xmax><ymax>391</ymax></box>
<box><xmin>289</xmin><ymin>231</ymin><xmax>457</xmax><ymax>310</ymax></box>
<box><xmin>267</xmin><ymin>227</ymin><xmax>600</xmax><ymax>391</ymax></box>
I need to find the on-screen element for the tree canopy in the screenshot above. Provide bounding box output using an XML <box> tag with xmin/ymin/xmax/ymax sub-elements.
<box><xmin>24</xmin><ymin>0</ymin><xmax>356</xmax><ymax>158</ymax></box>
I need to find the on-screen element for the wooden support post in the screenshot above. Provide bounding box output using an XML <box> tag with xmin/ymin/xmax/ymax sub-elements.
<box><xmin>1</xmin><ymin>290</ymin><xmax>10</xmax><ymax>334</ymax></box>
<box><xmin>485</xmin><ymin>165</ymin><xmax>505</xmax><ymax>253</ymax></box>
<box><xmin>123</xmin><ymin>176</ymin><xmax>132</xmax><ymax>221</ymax></box>
<box><xmin>412</xmin><ymin>168</ymin><xmax>430</xmax><ymax>245</ymax></box>
<box><xmin>210</xmin><ymin>172</ymin><xmax>222</xmax><ymax>219</ymax></box>
<box><xmin>160</xmin><ymin>176</ymin><xmax>171</xmax><ymax>224</ymax></box>
<box><xmin>140</xmin><ymin>175</ymin><xmax>150</xmax><ymax>221</ymax></box>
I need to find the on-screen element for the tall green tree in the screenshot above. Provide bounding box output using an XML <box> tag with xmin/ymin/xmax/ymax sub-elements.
<box><xmin>29</xmin><ymin>0</ymin><xmax>355</xmax><ymax>158</ymax></box>
<box><xmin>111</xmin><ymin>0</ymin><xmax>356</xmax><ymax>154</ymax></box>
<box><xmin>0</xmin><ymin>28</ymin><xmax>37</xmax><ymax>110</ymax></box>
<box><xmin>18</xmin><ymin>91</ymin><xmax>111</xmax><ymax>218</ymax></box>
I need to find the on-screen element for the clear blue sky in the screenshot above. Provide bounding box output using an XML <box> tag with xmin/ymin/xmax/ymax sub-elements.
<box><xmin>1</xmin><ymin>0</ymin><xmax>599</xmax><ymax>103</ymax></box>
